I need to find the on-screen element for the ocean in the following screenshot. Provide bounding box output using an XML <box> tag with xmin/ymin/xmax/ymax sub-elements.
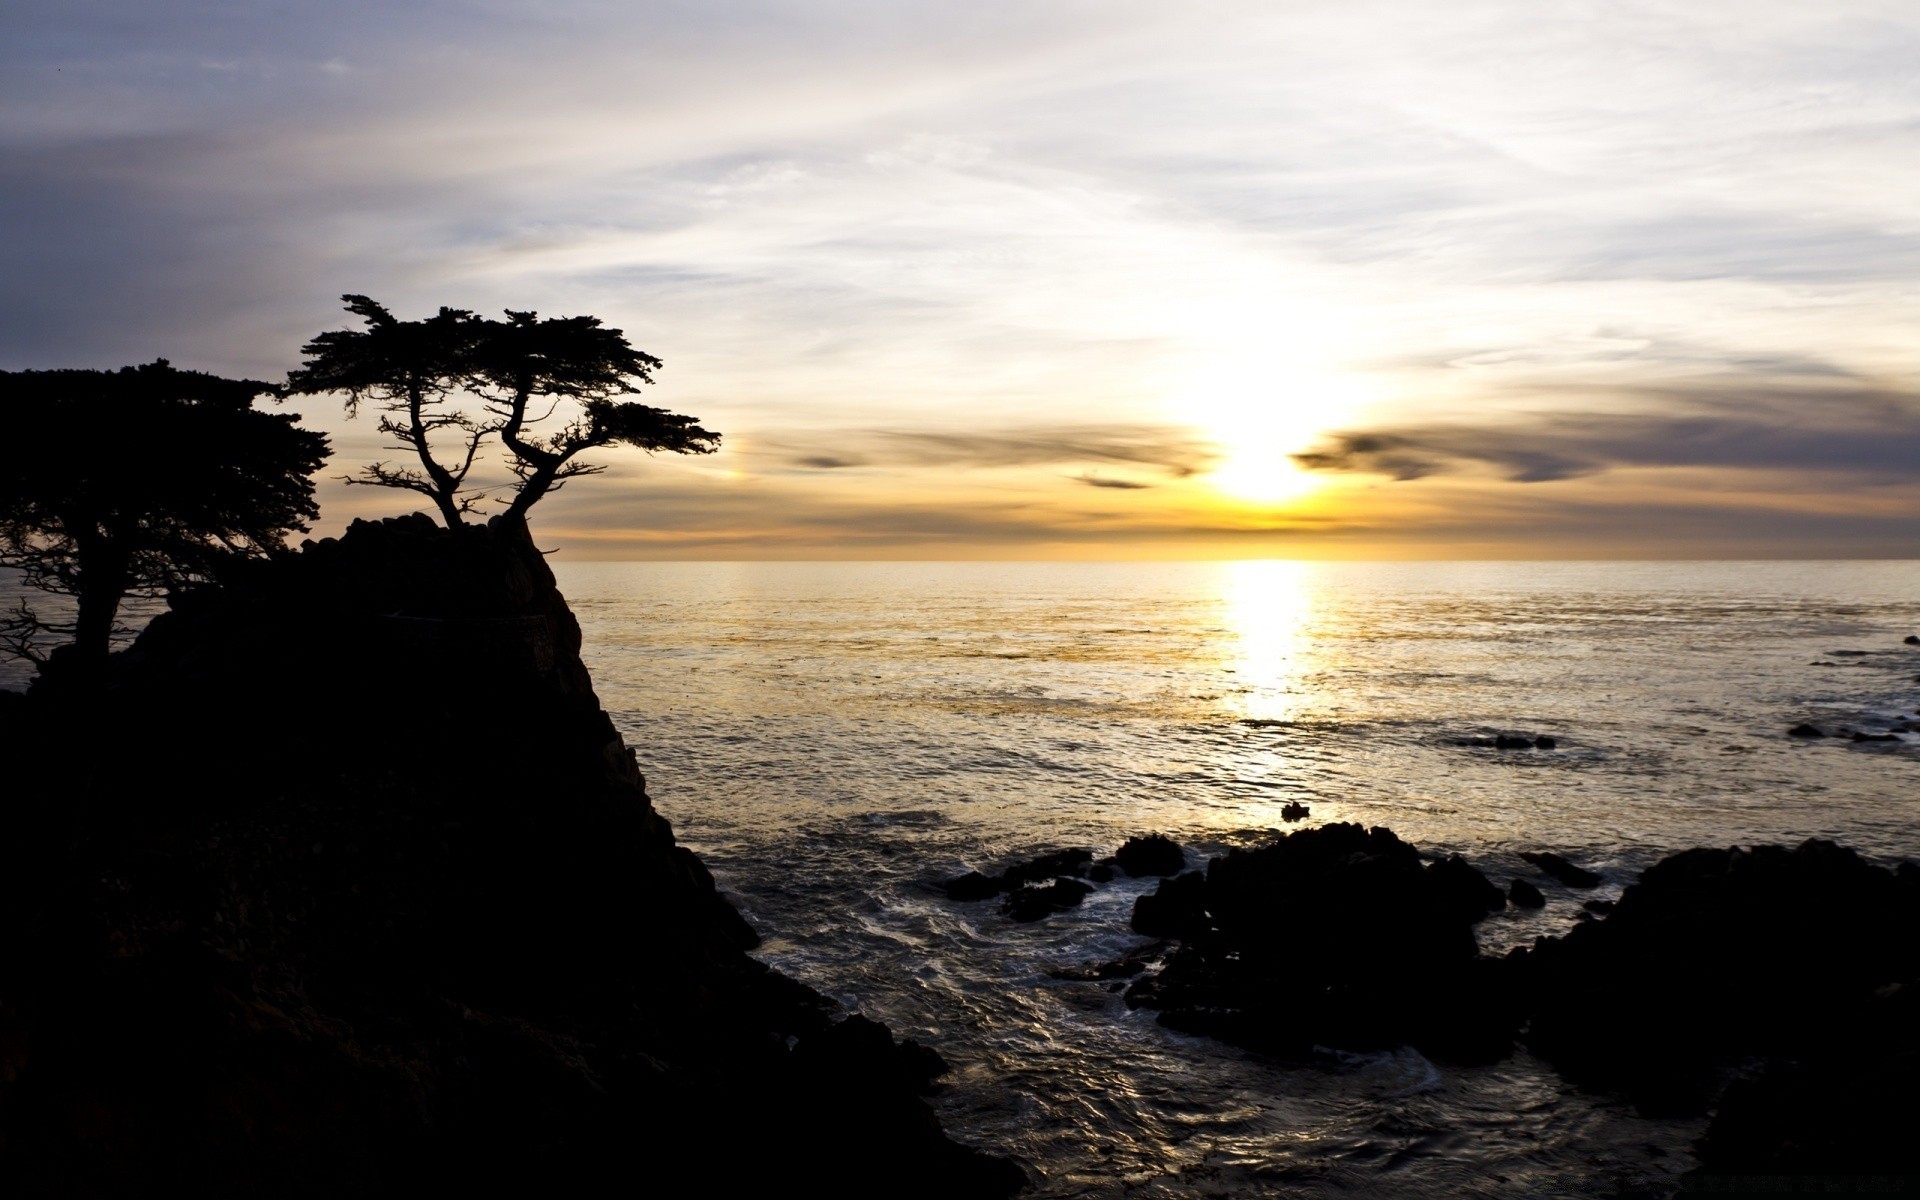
<box><xmin>555</xmin><ymin>558</ymin><xmax>1920</xmax><ymax>1199</ymax></box>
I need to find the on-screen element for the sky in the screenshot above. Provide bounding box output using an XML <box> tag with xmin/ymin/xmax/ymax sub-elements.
<box><xmin>4</xmin><ymin>0</ymin><xmax>1918</xmax><ymax>559</ymax></box>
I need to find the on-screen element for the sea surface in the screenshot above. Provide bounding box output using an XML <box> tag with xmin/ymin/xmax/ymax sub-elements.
<box><xmin>555</xmin><ymin>559</ymin><xmax>1920</xmax><ymax>1200</ymax></box>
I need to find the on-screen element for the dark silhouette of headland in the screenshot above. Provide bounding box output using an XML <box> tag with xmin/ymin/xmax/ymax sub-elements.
<box><xmin>0</xmin><ymin>301</ymin><xmax>1024</xmax><ymax>1197</ymax></box>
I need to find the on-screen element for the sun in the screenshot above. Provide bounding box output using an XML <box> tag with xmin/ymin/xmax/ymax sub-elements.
<box><xmin>1174</xmin><ymin>356</ymin><xmax>1369</xmax><ymax>507</ymax></box>
<box><xmin>1207</xmin><ymin>449</ymin><xmax>1321</xmax><ymax>505</ymax></box>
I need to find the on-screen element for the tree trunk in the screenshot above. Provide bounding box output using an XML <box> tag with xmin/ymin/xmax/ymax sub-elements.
<box><xmin>72</xmin><ymin>578</ymin><xmax>124</xmax><ymax>667</ymax></box>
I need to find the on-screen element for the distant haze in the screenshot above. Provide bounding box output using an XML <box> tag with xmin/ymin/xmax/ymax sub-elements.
<box><xmin>5</xmin><ymin>1</ymin><xmax>1917</xmax><ymax>558</ymax></box>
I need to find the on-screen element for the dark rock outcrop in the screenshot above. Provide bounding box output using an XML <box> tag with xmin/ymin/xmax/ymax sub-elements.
<box><xmin>0</xmin><ymin>515</ymin><xmax>1023</xmax><ymax>1199</ymax></box>
<box><xmin>943</xmin><ymin>848</ymin><xmax>1094</xmax><ymax>902</ymax></box>
<box><xmin>1129</xmin><ymin>870</ymin><xmax>1209</xmax><ymax>940</ymax></box>
<box><xmin>1508</xmin><ymin>878</ymin><xmax>1546</xmax><ymax>908</ymax></box>
<box><xmin>1113</xmin><ymin>834</ymin><xmax>1184</xmax><ymax>878</ymax></box>
<box><xmin>1788</xmin><ymin>723</ymin><xmax>1827</xmax><ymax>738</ymax></box>
<box><xmin>1515</xmin><ymin>838</ymin><xmax>1920</xmax><ymax>1118</ymax></box>
<box><xmin>1427</xmin><ymin>854</ymin><xmax>1508</xmax><ymax>922</ymax></box>
<box><xmin>1122</xmin><ymin>824</ymin><xmax>1517</xmax><ymax>1063</ymax></box>
<box><xmin>1003</xmin><ymin>878</ymin><xmax>1094</xmax><ymax>922</ymax></box>
<box><xmin>1519</xmin><ymin>851</ymin><xmax>1602</xmax><ymax>889</ymax></box>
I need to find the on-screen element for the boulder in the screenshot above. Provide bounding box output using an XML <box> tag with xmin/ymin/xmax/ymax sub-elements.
<box><xmin>1427</xmin><ymin>854</ymin><xmax>1507</xmax><ymax>923</ymax></box>
<box><xmin>1130</xmin><ymin>870</ymin><xmax>1210</xmax><ymax>940</ymax></box>
<box><xmin>1508</xmin><ymin>879</ymin><xmax>1547</xmax><ymax>908</ymax></box>
<box><xmin>1517</xmin><ymin>839</ymin><xmax>1920</xmax><ymax>1116</ymax></box>
<box><xmin>1002</xmin><ymin>878</ymin><xmax>1094</xmax><ymax>922</ymax></box>
<box><xmin>1520</xmin><ymin>851</ymin><xmax>1602</xmax><ymax>889</ymax></box>
<box><xmin>1114</xmin><ymin>834</ymin><xmax>1185</xmax><ymax>878</ymax></box>
<box><xmin>1123</xmin><ymin>824</ymin><xmax>1518</xmax><ymax>1062</ymax></box>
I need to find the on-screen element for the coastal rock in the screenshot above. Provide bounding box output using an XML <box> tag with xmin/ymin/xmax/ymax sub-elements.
<box><xmin>1520</xmin><ymin>851</ymin><xmax>1602</xmax><ymax>889</ymax></box>
<box><xmin>1280</xmin><ymin>800</ymin><xmax>1310</xmax><ymax>822</ymax></box>
<box><xmin>1516</xmin><ymin>838</ymin><xmax>1920</xmax><ymax>1117</ymax></box>
<box><xmin>943</xmin><ymin>847</ymin><xmax>1096</xmax><ymax>902</ymax></box>
<box><xmin>1427</xmin><ymin>854</ymin><xmax>1508</xmax><ymax>922</ymax></box>
<box><xmin>1003</xmin><ymin>878</ymin><xmax>1094</xmax><ymax>922</ymax></box>
<box><xmin>1114</xmin><ymin>834</ymin><xmax>1185</xmax><ymax>878</ymax></box>
<box><xmin>0</xmin><ymin>515</ymin><xmax>1023</xmax><ymax>1198</ymax></box>
<box><xmin>1508</xmin><ymin>879</ymin><xmax>1547</xmax><ymax>908</ymax></box>
<box><xmin>944</xmin><ymin>871</ymin><xmax>1003</xmax><ymax>901</ymax></box>
<box><xmin>1130</xmin><ymin>870</ymin><xmax>1210</xmax><ymax>940</ymax></box>
<box><xmin>1123</xmin><ymin>824</ymin><xmax>1517</xmax><ymax>1062</ymax></box>
<box><xmin>1689</xmin><ymin>979</ymin><xmax>1920</xmax><ymax>1178</ymax></box>
<box><xmin>1787</xmin><ymin>723</ymin><xmax>1826</xmax><ymax>738</ymax></box>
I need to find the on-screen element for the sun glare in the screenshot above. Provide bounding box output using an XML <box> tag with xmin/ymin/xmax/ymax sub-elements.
<box><xmin>1174</xmin><ymin>354</ymin><xmax>1369</xmax><ymax>508</ymax></box>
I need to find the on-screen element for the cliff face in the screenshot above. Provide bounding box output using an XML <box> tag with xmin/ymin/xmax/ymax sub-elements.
<box><xmin>0</xmin><ymin>515</ymin><xmax>1024</xmax><ymax>1198</ymax></box>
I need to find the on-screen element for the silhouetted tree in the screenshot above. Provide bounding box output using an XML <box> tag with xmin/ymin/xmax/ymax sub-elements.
<box><xmin>288</xmin><ymin>296</ymin><xmax>490</xmax><ymax>528</ymax></box>
<box><xmin>291</xmin><ymin>296</ymin><xmax>720</xmax><ymax>535</ymax></box>
<box><xmin>0</xmin><ymin>360</ymin><xmax>329</xmax><ymax>677</ymax></box>
<box><xmin>474</xmin><ymin>310</ymin><xmax>721</xmax><ymax>526</ymax></box>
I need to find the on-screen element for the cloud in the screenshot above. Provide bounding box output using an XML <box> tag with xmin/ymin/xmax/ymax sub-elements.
<box><xmin>5</xmin><ymin>1</ymin><xmax>1919</xmax><ymax>556</ymax></box>
<box><xmin>768</xmin><ymin>425</ymin><xmax>1213</xmax><ymax>477</ymax></box>
<box><xmin>1294</xmin><ymin>382</ymin><xmax>1920</xmax><ymax>485</ymax></box>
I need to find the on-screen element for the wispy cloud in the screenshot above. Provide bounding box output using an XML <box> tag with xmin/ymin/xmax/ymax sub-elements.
<box><xmin>1295</xmin><ymin>382</ymin><xmax>1920</xmax><ymax>485</ymax></box>
<box><xmin>3</xmin><ymin>1</ymin><xmax>1917</xmax><ymax>554</ymax></box>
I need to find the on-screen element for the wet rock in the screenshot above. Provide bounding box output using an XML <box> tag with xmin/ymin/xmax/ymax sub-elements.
<box><xmin>1114</xmin><ymin>834</ymin><xmax>1185</xmax><ymax>878</ymax></box>
<box><xmin>943</xmin><ymin>847</ymin><xmax>1095</xmax><ymax>901</ymax></box>
<box><xmin>1280</xmin><ymin>800</ymin><xmax>1310</xmax><ymax>822</ymax></box>
<box><xmin>1533</xmin><ymin>735</ymin><xmax>1557</xmax><ymax>749</ymax></box>
<box><xmin>1494</xmin><ymin>734</ymin><xmax>1534</xmax><ymax>749</ymax></box>
<box><xmin>944</xmin><ymin>870</ymin><xmax>1001</xmax><ymax>901</ymax></box>
<box><xmin>1690</xmin><ymin>980</ymin><xmax>1920</xmax><ymax>1177</ymax></box>
<box><xmin>1519</xmin><ymin>838</ymin><xmax>1920</xmax><ymax>1116</ymax></box>
<box><xmin>1582</xmin><ymin>898</ymin><xmax>1615</xmax><ymax>915</ymax></box>
<box><xmin>1520</xmin><ymin>851</ymin><xmax>1602</xmax><ymax>889</ymax></box>
<box><xmin>1003</xmin><ymin>848</ymin><xmax>1095</xmax><ymax>887</ymax></box>
<box><xmin>1087</xmin><ymin>862</ymin><xmax>1116</xmax><ymax>883</ymax></box>
<box><xmin>1002</xmin><ymin>878</ymin><xmax>1094</xmax><ymax>922</ymax></box>
<box><xmin>1850</xmin><ymin>731</ymin><xmax>1901</xmax><ymax>743</ymax></box>
<box><xmin>1123</xmin><ymin>824</ymin><xmax>1519</xmax><ymax>1062</ymax></box>
<box><xmin>1130</xmin><ymin>870</ymin><xmax>1210</xmax><ymax>940</ymax></box>
<box><xmin>1787</xmin><ymin>723</ymin><xmax>1827</xmax><ymax>738</ymax></box>
<box><xmin>1427</xmin><ymin>854</ymin><xmax>1507</xmax><ymax>923</ymax></box>
<box><xmin>1905</xmin><ymin>635</ymin><xmax>1920</xmax><ymax>645</ymax></box>
<box><xmin>1509</xmin><ymin>879</ymin><xmax>1547</xmax><ymax>908</ymax></box>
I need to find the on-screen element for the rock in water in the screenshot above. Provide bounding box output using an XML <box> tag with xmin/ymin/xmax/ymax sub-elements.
<box><xmin>0</xmin><ymin>515</ymin><xmax>1023</xmax><ymax>1199</ymax></box>
<box><xmin>1114</xmin><ymin>834</ymin><xmax>1185</xmax><ymax>877</ymax></box>
<box><xmin>1520</xmin><ymin>851</ymin><xmax>1602</xmax><ymax>889</ymax></box>
<box><xmin>1124</xmin><ymin>823</ymin><xmax>1519</xmax><ymax>1063</ymax></box>
<box><xmin>1509</xmin><ymin>879</ymin><xmax>1547</xmax><ymax>908</ymax></box>
<box><xmin>1517</xmin><ymin>838</ymin><xmax>1920</xmax><ymax>1121</ymax></box>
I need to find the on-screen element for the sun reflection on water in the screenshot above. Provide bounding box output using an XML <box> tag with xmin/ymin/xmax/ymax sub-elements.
<box><xmin>1219</xmin><ymin>559</ymin><xmax>1316</xmax><ymax>726</ymax></box>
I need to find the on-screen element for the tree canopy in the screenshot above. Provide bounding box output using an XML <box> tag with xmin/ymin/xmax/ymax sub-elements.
<box><xmin>287</xmin><ymin>296</ymin><xmax>489</xmax><ymax>528</ymax></box>
<box><xmin>291</xmin><ymin>296</ymin><xmax>720</xmax><ymax>531</ymax></box>
<box><xmin>0</xmin><ymin>360</ymin><xmax>329</xmax><ymax>676</ymax></box>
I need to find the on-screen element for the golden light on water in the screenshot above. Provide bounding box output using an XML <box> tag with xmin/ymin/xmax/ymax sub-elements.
<box><xmin>1219</xmin><ymin>558</ymin><xmax>1314</xmax><ymax>726</ymax></box>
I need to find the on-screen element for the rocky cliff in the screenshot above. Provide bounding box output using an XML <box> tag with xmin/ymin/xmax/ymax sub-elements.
<box><xmin>0</xmin><ymin>514</ymin><xmax>1025</xmax><ymax>1197</ymax></box>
